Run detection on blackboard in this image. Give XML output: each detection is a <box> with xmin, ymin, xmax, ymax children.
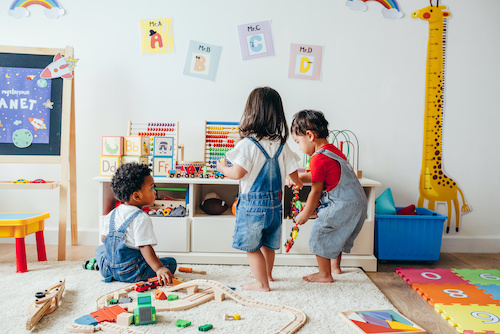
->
<box><xmin>0</xmin><ymin>52</ymin><xmax>63</xmax><ymax>155</ymax></box>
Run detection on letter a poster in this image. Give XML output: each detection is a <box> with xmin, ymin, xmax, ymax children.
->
<box><xmin>0</xmin><ymin>67</ymin><xmax>52</xmax><ymax>145</ymax></box>
<box><xmin>140</xmin><ymin>17</ymin><xmax>174</xmax><ymax>54</ymax></box>
<box><xmin>288</xmin><ymin>43</ymin><xmax>323</xmax><ymax>81</ymax></box>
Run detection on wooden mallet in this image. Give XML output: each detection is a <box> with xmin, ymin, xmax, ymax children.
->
<box><xmin>178</xmin><ymin>267</ymin><xmax>206</xmax><ymax>275</ymax></box>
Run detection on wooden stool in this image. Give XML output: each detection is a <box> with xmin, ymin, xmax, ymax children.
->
<box><xmin>0</xmin><ymin>212</ymin><xmax>49</xmax><ymax>273</ymax></box>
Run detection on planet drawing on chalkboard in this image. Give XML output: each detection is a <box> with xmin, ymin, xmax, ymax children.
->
<box><xmin>12</xmin><ymin>129</ymin><xmax>33</xmax><ymax>148</ymax></box>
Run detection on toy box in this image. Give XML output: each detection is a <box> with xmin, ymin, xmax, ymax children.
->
<box><xmin>375</xmin><ymin>207</ymin><xmax>447</xmax><ymax>261</ymax></box>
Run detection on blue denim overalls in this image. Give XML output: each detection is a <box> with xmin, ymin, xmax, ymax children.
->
<box><xmin>232</xmin><ymin>138</ymin><xmax>284</xmax><ymax>252</ymax></box>
<box><xmin>95</xmin><ymin>208</ymin><xmax>176</xmax><ymax>283</ymax></box>
<box><xmin>308</xmin><ymin>148</ymin><xmax>367</xmax><ymax>259</ymax></box>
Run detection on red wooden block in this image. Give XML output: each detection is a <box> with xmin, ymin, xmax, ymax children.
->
<box><xmin>351</xmin><ymin>320</ymin><xmax>403</xmax><ymax>333</ymax></box>
<box><xmin>90</xmin><ymin>305</ymin><xmax>128</xmax><ymax>323</ymax></box>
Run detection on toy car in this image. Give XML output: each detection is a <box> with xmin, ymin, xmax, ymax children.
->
<box><xmin>135</xmin><ymin>283</ymin><xmax>150</xmax><ymax>292</ymax></box>
<box><xmin>12</xmin><ymin>178</ymin><xmax>29</xmax><ymax>183</ymax></box>
<box><xmin>30</xmin><ymin>179</ymin><xmax>46</xmax><ymax>183</ymax></box>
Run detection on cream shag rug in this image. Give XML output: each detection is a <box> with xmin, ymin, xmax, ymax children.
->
<box><xmin>1</xmin><ymin>261</ymin><xmax>394</xmax><ymax>334</ymax></box>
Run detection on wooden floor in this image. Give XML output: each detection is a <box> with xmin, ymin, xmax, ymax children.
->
<box><xmin>1</xmin><ymin>244</ymin><xmax>499</xmax><ymax>333</ymax></box>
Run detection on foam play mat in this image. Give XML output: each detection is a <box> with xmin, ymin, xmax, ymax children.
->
<box><xmin>396</xmin><ymin>268</ymin><xmax>500</xmax><ymax>333</ymax></box>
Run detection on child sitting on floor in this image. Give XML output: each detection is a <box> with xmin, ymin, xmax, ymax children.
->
<box><xmin>95</xmin><ymin>163</ymin><xmax>177</xmax><ymax>284</ymax></box>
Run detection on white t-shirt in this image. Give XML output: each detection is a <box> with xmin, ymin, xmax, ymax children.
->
<box><xmin>101</xmin><ymin>204</ymin><xmax>157</xmax><ymax>249</ymax></box>
<box><xmin>225</xmin><ymin>137</ymin><xmax>300</xmax><ymax>194</ymax></box>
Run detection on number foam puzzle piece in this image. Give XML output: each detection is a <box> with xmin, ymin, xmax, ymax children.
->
<box><xmin>452</xmin><ymin>269</ymin><xmax>500</xmax><ymax>286</ymax></box>
<box><xmin>434</xmin><ymin>304</ymin><xmax>500</xmax><ymax>333</ymax></box>
<box><xmin>477</xmin><ymin>285</ymin><xmax>500</xmax><ymax>303</ymax></box>
<box><xmin>396</xmin><ymin>268</ymin><xmax>467</xmax><ymax>286</ymax></box>
<box><xmin>412</xmin><ymin>283</ymin><xmax>499</xmax><ymax>306</ymax></box>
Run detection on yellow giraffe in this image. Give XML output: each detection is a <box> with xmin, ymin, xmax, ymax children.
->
<box><xmin>413</xmin><ymin>2</ymin><xmax>470</xmax><ymax>233</ymax></box>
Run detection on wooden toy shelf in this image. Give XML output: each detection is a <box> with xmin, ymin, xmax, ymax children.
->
<box><xmin>94</xmin><ymin>176</ymin><xmax>381</xmax><ymax>271</ymax></box>
<box><xmin>0</xmin><ymin>181</ymin><xmax>60</xmax><ymax>190</ymax></box>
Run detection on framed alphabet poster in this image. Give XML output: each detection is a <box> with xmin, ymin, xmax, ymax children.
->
<box><xmin>237</xmin><ymin>20</ymin><xmax>275</xmax><ymax>60</ymax></box>
<box><xmin>140</xmin><ymin>17</ymin><xmax>174</xmax><ymax>54</ymax></box>
<box><xmin>183</xmin><ymin>40</ymin><xmax>221</xmax><ymax>81</ymax></box>
<box><xmin>288</xmin><ymin>43</ymin><xmax>323</xmax><ymax>81</ymax></box>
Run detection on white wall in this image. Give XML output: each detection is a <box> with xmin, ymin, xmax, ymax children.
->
<box><xmin>1</xmin><ymin>0</ymin><xmax>499</xmax><ymax>252</ymax></box>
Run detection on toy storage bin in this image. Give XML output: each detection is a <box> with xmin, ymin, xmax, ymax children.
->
<box><xmin>375</xmin><ymin>207</ymin><xmax>447</xmax><ymax>261</ymax></box>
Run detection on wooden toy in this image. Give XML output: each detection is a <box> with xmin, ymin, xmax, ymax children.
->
<box><xmin>121</xmin><ymin>156</ymin><xmax>148</xmax><ymax>166</ymax></box>
<box><xmin>133</xmin><ymin>293</ymin><xmax>156</xmax><ymax>326</ymax></box>
<box><xmin>27</xmin><ymin>278</ymin><xmax>65</xmax><ymax>330</ymax></box>
<box><xmin>178</xmin><ymin>267</ymin><xmax>207</xmax><ymax>275</ymax></box>
<box><xmin>203</xmin><ymin>121</ymin><xmax>242</xmax><ymax>177</ymax></box>
<box><xmin>100</xmin><ymin>156</ymin><xmax>121</xmax><ymax>177</ymax></box>
<box><xmin>330</xmin><ymin>130</ymin><xmax>362</xmax><ymax>178</ymax></box>
<box><xmin>67</xmin><ymin>322</ymin><xmax>145</xmax><ymax>334</ymax></box>
<box><xmin>96</xmin><ymin>279</ymin><xmax>306</xmax><ymax>334</ymax></box>
<box><xmin>0</xmin><ymin>212</ymin><xmax>48</xmax><ymax>273</ymax></box>
<box><xmin>102</xmin><ymin>136</ymin><xmax>124</xmax><ymax>156</ymax></box>
<box><xmin>223</xmin><ymin>313</ymin><xmax>241</xmax><ymax>320</ymax></box>
<box><xmin>123</xmin><ymin>136</ymin><xmax>149</xmax><ymax>156</ymax></box>
<box><xmin>91</xmin><ymin>305</ymin><xmax>128</xmax><ymax>323</ymax></box>
<box><xmin>116</xmin><ymin>312</ymin><xmax>133</xmax><ymax>327</ymax></box>
<box><xmin>198</xmin><ymin>324</ymin><xmax>213</xmax><ymax>331</ymax></box>
<box><xmin>339</xmin><ymin>310</ymin><xmax>426</xmax><ymax>333</ymax></box>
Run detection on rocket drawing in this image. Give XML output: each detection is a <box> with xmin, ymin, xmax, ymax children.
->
<box><xmin>40</xmin><ymin>53</ymin><xmax>73</xmax><ymax>79</ymax></box>
<box><xmin>29</xmin><ymin>117</ymin><xmax>47</xmax><ymax>131</ymax></box>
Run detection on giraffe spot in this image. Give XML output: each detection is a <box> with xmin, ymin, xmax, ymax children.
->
<box><xmin>435</xmin><ymin>150</ymin><xmax>440</xmax><ymax>156</ymax></box>
<box><xmin>447</xmin><ymin>181</ymin><xmax>450</xmax><ymax>184</ymax></box>
<box><xmin>453</xmin><ymin>182</ymin><xmax>456</xmax><ymax>185</ymax></box>
<box><xmin>438</xmin><ymin>182</ymin><xmax>441</xmax><ymax>185</ymax></box>
<box><xmin>433</xmin><ymin>175</ymin><xmax>437</xmax><ymax>180</ymax></box>
<box><xmin>439</xmin><ymin>170</ymin><xmax>443</xmax><ymax>174</ymax></box>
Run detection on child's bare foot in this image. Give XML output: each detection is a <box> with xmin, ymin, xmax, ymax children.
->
<box><xmin>303</xmin><ymin>272</ymin><xmax>334</xmax><ymax>283</ymax></box>
<box><xmin>242</xmin><ymin>281</ymin><xmax>270</xmax><ymax>292</ymax></box>
<box><xmin>332</xmin><ymin>267</ymin><xmax>342</xmax><ymax>275</ymax></box>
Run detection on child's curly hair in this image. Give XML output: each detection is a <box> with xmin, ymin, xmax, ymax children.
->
<box><xmin>291</xmin><ymin>110</ymin><xmax>329</xmax><ymax>139</ymax></box>
<box><xmin>111</xmin><ymin>163</ymin><xmax>152</xmax><ymax>202</ymax></box>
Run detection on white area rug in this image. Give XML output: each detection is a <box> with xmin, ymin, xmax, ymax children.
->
<box><xmin>1</xmin><ymin>261</ymin><xmax>394</xmax><ymax>333</ymax></box>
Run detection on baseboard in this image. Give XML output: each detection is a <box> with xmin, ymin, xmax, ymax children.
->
<box><xmin>441</xmin><ymin>236</ymin><xmax>500</xmax><ymax>253</ymax></box>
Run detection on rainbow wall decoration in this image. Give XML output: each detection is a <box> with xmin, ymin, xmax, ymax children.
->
<box><xmin>8</xmin><ymin>0</ymin><xmax>65</xmax><ymax>19</ymax></box>
<box><xmin>346</xmin><ymin>0</ymin><xmax>403</xmax><ymax>19</ymax></box>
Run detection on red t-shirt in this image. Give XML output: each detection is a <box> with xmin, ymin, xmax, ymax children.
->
<box><xmin>309</xmin><ymin>144</ymin><xmax>347</xmax><ymax>191</ymax></box>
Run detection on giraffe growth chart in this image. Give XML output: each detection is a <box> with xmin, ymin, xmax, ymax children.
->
<box><xmin>413</xmin><ymin>1</ymin><xmax>470</xmax><ymax>233</ymax></box>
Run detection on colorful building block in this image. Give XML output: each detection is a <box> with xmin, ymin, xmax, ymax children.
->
<box><xmin>102</xmin><ymin>136</ymin><xmax>124</xmax><ymax>156</ymax></box>
<box><xmin>124</xmin><ymin>136</ymin><xmax>150</xmax><ymax>156</ymax></box>
<box><xmin>74</xmin><ymin>315</ymin><xmax>98</xmax><ymax>326</ymax></box>
<box><xmin>350</xmin><ymin>320</ymin><xmax>402</xmax><ymax>333</ymax></box>
<box><xmin>198</xmin><ymin>324</ymin><xmax>213</xmax><ymax>332</ymax></box>
<box><xmin>90</xmin><ymin>305</ymin><xmax>128</xmax><ymax>323</ymax></box>
<box><xmin>412</xmin><ymin>283</ymin><xmax>499</xmax><ymax>306</ymax></box>
<box><xmin>434</xmin><ymin>304</ymin><xmax>500</xmax><ymax>333</ymax></box>
<box><xmin>452</xmin><ymin>269</ymin><xmax>500</xmax><ymax>287</ymax></box>
<box><xmin>152</xmin><ymin>157</ymin><xmax>174</xmax><ymax>177</ymax></box>
<box><xmin>100</xmin><ymin>156</ymin><xmax>121</xmax><ymax>177</ymax></box>
<box><xmin>396</xmin><ymin>268</ymin><xmax>467</xmax><ymax>286</ymax></box>
<box><xmin>167</xmin><ymin>294</ymin><xmax>179</xmax><ymax>301</ymax></box>
<box><xmin>152</xmin><ymin>136</ymin><xmax>175</xmax><ymax>157</ymax></box>
<box><xmin>121</xmin><ymin>156</ymin><xmax>149</xmax><ymax>165</ymax></box>
<box><xmin>116</xmin><ymin>312</ymin><xmax>133</xmax><ymax>327</ymax></box>
<box><xmin>175</xmin><ymin>319</ymin><xmax>191</xmax><ymax>327</ymax></box>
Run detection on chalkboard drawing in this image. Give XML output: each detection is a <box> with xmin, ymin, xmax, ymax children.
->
<box><xmin>413</xmin><ymin>2</ymin><xmax>471</xmax><ymax>233</ymax></box>
<box><xmin>8</xmin><ymin>0</ymin><xmax>65</xmax><ymax>19</ymax></box>
<box><xmin>346</xmin><ymin>0</ymin><xmax>403</xmax><ymax>19</ymax></box>
<box><xmin>41</xmin><ymin>53</ymin><xmax>74</xmax><ymax>79</ymax></box>
<box><xmin>12</xmin><ymin>129</ymin><xmax>33</xmax><ymax>148</ymax></box>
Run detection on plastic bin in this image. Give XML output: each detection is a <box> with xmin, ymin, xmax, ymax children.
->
<box><xmin>375</xmin><ymin>207</ymin><xmax>447</xmax><ymax>261</ymax></box>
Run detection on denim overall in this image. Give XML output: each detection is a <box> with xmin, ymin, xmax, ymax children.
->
<box><xmin>232</xmin><ymin>138</ymin><xmax>284</xmax><ymax>252</ymax></box>
<box><xmin>308</xmin><ymin>148</ymin><xmax>367</xmax><ymax>259</ymax></box>
<box><xmin>95</xmin><ymin>208</ymin><xmax>176</xmax><ymax>283</ymax></box>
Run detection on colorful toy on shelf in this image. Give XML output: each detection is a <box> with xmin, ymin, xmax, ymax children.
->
<box><xmin>330</xmin><ymin>129</ymin><xmax>362</xmax><ymax>178</ymax></box>
<box><xmin>30</xmin><ymin>179</ymin><xmax>46</xmax><ymax>183</ymax></box>
<box><xmin>12</xmin><ymin>178</ymin><xmax>29</xmax><ymax>183</ymax></box>
<box><xmin>203</xmin><ymin>121</ymin><xmax>241</xmax><ymax>179</ymax></box>
<box><xmin>285</xmin><ymin>190</ymin><xmax>302</xmax><ymax>252</ymax></box>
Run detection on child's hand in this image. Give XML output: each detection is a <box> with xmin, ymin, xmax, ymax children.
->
<box><xmin>156</xmin><ymin>267</ymin><xmax>174</xmax><ymax>286</ymax></box>
<box><xmin>294</xmin><ymin>211</ymin><xmax>308</xmax><ymax>225</ymax></box>
<box><xmin>216</xmin><ymin>158</ymin><xmax>228</xmax><ymax>173</ymax></box>
<box><xmin>293</xmin><ymin>179</ymin><xmax>304</xmax><ymax>191</ymax></box>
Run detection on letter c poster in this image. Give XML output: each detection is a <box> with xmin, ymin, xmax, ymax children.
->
<box><xmin>288</xmin><ymin>43</ymin><xmax>323</xmax><ymax>81</ymax></box>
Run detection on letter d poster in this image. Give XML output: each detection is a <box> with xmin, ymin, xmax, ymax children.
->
<box><xmin>288</xmin><ymin>43</ymin><xmax>323</xmax><ymax>81</ymax></box>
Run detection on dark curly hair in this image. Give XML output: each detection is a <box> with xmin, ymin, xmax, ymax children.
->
<box><xmin>239</xmin><ymin>87</ymin><xmax>289</xmax><ymax>144</ymax></box>
<box><xmin>111</xmin><ymin>163</ymin><xmax>152</xmax><ymax>202</ymax></box>
<box><xmin>291</xmin><ymin>110</ymin><xmax>329</xmax><ymax>139</ymax></box>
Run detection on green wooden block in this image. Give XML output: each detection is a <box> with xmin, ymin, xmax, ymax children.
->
<box><xmin>167</xmin><ymin>294</ymin><xmax>179</xmax><ymax>301</ymax></box>
<box><xmin>175</xmin><ymin>319</ymin><xmax>191</xmax><ymax>327</ymax></box>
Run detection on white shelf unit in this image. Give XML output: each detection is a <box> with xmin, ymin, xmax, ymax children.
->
<box><xmin>94</xmin><ymin>176</ymin><xmax>381</xmax><ymax>271</ymax></box>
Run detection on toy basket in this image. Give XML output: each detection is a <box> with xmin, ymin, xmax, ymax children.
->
<box><xmin>375</xmin><ymin>207</ymin><xmax>447</xmax><ymax>261</ymax></box>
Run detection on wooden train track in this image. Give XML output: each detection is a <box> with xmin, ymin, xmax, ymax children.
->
<box><xmin>95</xmin><ymin>279</ymin><xmax>307</xmax><ymax>334</ymax></box>
<box><xmin>27</xmin><ymin>278</ymin><xmax>66</xmax><ymax>330</ymax></box>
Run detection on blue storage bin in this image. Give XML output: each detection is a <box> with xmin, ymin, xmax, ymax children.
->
<box><xmin>375</xmin><ymin>207</ymin><xmax>447</xmax><ymax>261</ymax></box>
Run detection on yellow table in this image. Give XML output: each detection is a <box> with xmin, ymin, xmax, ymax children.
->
<box><xmin>0</xmin><ymin>212</ymin><xmax>49</xmax><ymax>273</ymax></box>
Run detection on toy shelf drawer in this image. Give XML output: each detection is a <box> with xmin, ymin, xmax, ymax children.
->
<box><xmin>152</xmin><ymin>217</ymin><xmax>190</xmax><ymax>252</ymax></box>
<box><xmin>375</xmin><ymin>207</ymin><xmax>447</xmax><ymax>261</ymax></box>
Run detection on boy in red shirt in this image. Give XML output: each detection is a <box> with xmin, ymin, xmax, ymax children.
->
<box><xmin>289</xmin><ymin>110</ymin><xmax>367</xmax><ymax>283</ymax></box>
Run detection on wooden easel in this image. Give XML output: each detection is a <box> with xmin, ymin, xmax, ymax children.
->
<box><xmin>0</xmin><ymin>45</ymin><xmax>77</xmax><ymax>260</ymax></box>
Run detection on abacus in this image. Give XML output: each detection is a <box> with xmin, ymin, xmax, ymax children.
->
<box><xmin>203</xmin><ymin>121</ymin><xmax>241</xmax><ymax>172</ymax></box>
<box><xmin>127</xmin><ymin>120</ymin><xmax>182</xmax><ymax>161</ymax></box>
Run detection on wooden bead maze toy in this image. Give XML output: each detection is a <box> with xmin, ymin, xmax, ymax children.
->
<box><xmin>330</xmin><ymin>129</ymin><xmax>362</xmax><ymax>178</ymax></box>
